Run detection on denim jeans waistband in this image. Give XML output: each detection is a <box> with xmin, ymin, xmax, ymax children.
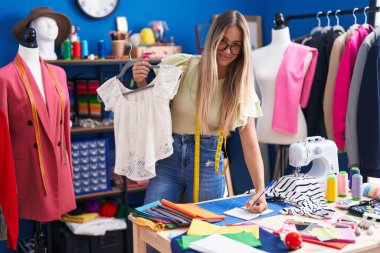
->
<box><xmin>172</xmin><ymin>133</ymin><xmax>219</xmax><ymax>143</ymax></box>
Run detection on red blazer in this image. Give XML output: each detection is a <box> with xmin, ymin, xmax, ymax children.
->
<box><xmin>0</xmin><ymin>110</ymin><xmax>18</xmax><ymax>250</ymax></box>
<box><xmin>0</xmin><ymin>55</ymin><xmax>76</xmax><ymax>221</ymax></box>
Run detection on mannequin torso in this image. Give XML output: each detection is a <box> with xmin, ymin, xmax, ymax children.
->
<box><xmin>29</xmin><ymin>17</ymin><xmax>59</xmax><ymax>60</ymax></box>
<box><xmin>252</xmin><ymin>27</ymin><xmax>312</xmax><ymax>144</ymax></box>
<box><xmin>18</xmin><ymin>44</ymin><xmax>45</xmax><ymax>102</ymax></box>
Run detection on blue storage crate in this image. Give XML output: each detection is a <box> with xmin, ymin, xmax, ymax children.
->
<box><xmin>71</xmin><ymin>138</ymin><xmax>111</xmax><ymax>195</ymax></box>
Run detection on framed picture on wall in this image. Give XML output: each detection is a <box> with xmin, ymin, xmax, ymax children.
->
<box><xmin>212</xmin><ymin>14</ymin><xmax>263</xmax><ymax>50</ymax></box>
<box><xmin>244</xmin><ymin>15</ymin><xmax>263</xmax><ymax>50</ymax></box>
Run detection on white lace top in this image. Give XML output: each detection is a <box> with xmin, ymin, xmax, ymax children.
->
<box><xmin>97</xmin><ymin>65</ymin><xmax>182</xmax><ymax>180</ymax></box>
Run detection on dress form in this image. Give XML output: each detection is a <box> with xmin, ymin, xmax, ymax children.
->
<box><xmin>18</xmin><ymin>27</ymin><xmax>47</xmax><ymax>253</ymax></box>
<box><xmin>29</xmin><ymin>16</ymin><xmax>59</xmax><ymax>60</ymax></box>
<box><xmin>252</xmin><ymin>16</ymin><xmax>312</xmax><ymax>145</ymax></box>
<box><xmin>18</xmin><ymin>28</ymin><xmax>45</xmax><ymax>103</ymax></box>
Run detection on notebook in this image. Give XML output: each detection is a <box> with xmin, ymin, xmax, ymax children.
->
<box><xmin>224</xmin><ymin>207</ymin><xmax>273</xmax><ymax>220</ymax></box>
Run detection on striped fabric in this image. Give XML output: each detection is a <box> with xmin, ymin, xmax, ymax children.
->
<box><xmin>267</xmin><ymin>175</ymin><xmax>334</xmax><ymax>219</ymax></box>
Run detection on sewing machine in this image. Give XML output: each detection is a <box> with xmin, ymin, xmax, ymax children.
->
<box><xmin>289</xmin><ymin>136</ymin><xmax>339</xmax><ymax>186</ymax></box>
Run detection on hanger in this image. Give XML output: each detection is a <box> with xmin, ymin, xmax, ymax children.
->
<box><xmin>362</xmin><ymin>6</ymin><xmax>370</xmax><ymax>30</ymax></box>
<box><xmin>322</xmin><ymin>10</ymin><xmax>332</xmax><ymax>33</ymax></box>
<box><xmin>310</xmin><ymin>11</ymin><xmax>324</xmax><ymax>35</ymax></box>
<box><xmin>333</xmin><ymin>9</ymin><xmax>345</xmax><ymax>33</ymax></box>
<box><xmin>97</xmin><ymin>43</ymin><xmax>161</xmax><ymax>102</ymax></box>
<box><xmin>351</xmin><ymin>8</ymin><xmax>359</xmax><ymax>30</ymax></box>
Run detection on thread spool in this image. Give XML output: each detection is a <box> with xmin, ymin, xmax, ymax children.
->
<box><xmin>349</xmin><ymin>167</ymin><xmax>360</xmax><ymax>189</ymax></box>
<box><xmin>62</xmin><ymin>39</ymin><xmax>71</xmax><ymax>60</ymax></box>
<box><xmin>362</xmin><ymin>183</ymin><xmax>380</xmax><ymax>198</ymax></box>
<box><xmin>351</xmin><ymin>174</ymin><xmax>363</xmax><ymax>201</ymax></box>
<box><xmin>97</xmin><ymin>40</ymin><xmax>105</xmax><ymax>59</ymax></box>
<box><xmin>72</xmin><ymin>41</ymin><xmax>81</xmax><ymax>59</ymax></box>
<box><xmin>338</xmin><ymin>171</ymin><xmax>348</xmax><ymax>197</ymax></box>
<box><xmin>81</xmin><ymin>39</ymin><xmax>89</xmax><ymax>59</ymax></box>
<box><xmin>326</xmin><ymin>173</ymin><xmax>338</xmax><ymax>203</ymax></box>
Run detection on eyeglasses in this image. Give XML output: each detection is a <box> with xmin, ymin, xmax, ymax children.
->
<box><xmin>217</xmin><ymin>39</ymin><xmax>243</xmax><ymax>55</ymax></box>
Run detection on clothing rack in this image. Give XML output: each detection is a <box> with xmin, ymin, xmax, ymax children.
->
<box><xmin>285</xmin><ymin>6</ymin><xmax>380</xmax><ymax>24</ymax></box>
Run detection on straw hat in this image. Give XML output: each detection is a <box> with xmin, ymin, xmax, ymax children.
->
<box><xmin>12</xmin><ymin>7</ymin><xmax>71</xmax><ymax>45</ymax></box>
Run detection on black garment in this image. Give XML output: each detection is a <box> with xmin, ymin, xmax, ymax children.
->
<box><xmin>357</xmin><ymin>36</ymin><xmax>380</xmax><ymax>180</ymax></box>
<box><xmin>301</xmin><ymin>30</ymin><xmax>341</xmax><ymax>137</ymax></box>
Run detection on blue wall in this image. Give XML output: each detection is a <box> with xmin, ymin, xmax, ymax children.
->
<box><xmin>0</xmin><ymin>0</ymin><xmax>258</xmax><ymax>67</ymax></box>
<box><xmin>0</xmin><ymin>0</ymin><xmax>373</xmax><ymax>252</ymax></box>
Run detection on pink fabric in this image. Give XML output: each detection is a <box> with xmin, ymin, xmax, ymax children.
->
<box><xmin>333</xmin><ymin>25</ymin><xmax>373</xmax><ymax>148</ymax></box>
<box><xmin>272</xmin><ymin>43</ymin><xmax>318</xmax><ymax>134</ymax></box>
<box><xmin>0</xmin><ymin>55</ymin><xmax>76</xmax><ymax>221</ymax></box>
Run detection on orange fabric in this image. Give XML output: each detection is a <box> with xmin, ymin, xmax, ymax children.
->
<box><xmin>161</xmin><ymin>199</ymin><xmax>225</xmax><ymax>221</ymax></box>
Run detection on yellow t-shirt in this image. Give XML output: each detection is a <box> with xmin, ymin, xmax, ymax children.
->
<box><xmin>159</xmin><ymin>53</ymin><xmax>262</xmax><ymax>136</ymax></box>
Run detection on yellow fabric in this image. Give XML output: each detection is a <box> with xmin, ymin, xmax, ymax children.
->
<box><xmin>60</xmin><ymin>213</ymin><xmax>99</xmax><ymax>224</ymax></box>
<box><xmin>187</xmin><ymin>219</ymin><xmax>259</xmax><ymax>239</ymax></box>
<box><xmin>133</xmin><ymin>217</ymin><xmax>166</xmax><ymax>232</ymax></box>
<box><xmin>158</xmin><ymin>53</ymin><xmax>262</xmax><ymax>135</ymax></box>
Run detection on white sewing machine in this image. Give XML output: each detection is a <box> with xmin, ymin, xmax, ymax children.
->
<box><xmin>289</xmin><ymin>136</ymin><xmax>339</xmax><ymax>186</ymax></box>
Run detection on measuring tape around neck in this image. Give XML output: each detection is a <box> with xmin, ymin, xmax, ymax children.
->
<box><xmin>193</xmin><ymin>115</ymin><xmax>228</xmax><ymax>202</ymax></box>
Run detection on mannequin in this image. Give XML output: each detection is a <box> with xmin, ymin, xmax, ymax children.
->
<box><xmin>18</xmin><ymin>28</ymin><xmax>45</xmax><ymax>102</ymax></box>
<box><xmin>0</xmin><ymin>23</ymin><xmax>76</xmax><ymax>251</ymax></box>
<box><xmin>29</xmin><ymin>16</ymin><xmax>59</xmax><ymax>60</ymax></box>
<box><xmin>252</xmin><ymin>13</ymin><xmax>314</xmax><ymax>145</ymax></box>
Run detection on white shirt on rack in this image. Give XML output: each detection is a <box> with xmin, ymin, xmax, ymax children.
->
<box><xmin>97</xmin><ymin>65</ymin><xmax>182</xmax><ymax>180</ymax></box>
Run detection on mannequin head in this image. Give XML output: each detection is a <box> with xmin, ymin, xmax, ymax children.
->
<box><xmin>30</xmin><ymin>17</ymin><xmax>59</xmax><ymax>42</ymax></box>
<box><xmin>12</xmin><ymin>7</ymin><xmax>72</xmax><ymax>59</ymax></box>
<box><xmin>29</xmin><ymin>17</ymin><xmax>58</xmax><ymax>60</ymax></box>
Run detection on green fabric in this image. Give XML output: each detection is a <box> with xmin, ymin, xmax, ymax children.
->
<box><xmin>178</xmin><ymin>232</ymin><xmax>261</xmax><ymax>250</ymax></box>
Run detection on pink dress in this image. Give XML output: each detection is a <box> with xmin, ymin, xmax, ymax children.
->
<box><xmin>272</xmin><ymin>43</ymin><xmax>318</xmax><ymax>135</ymax></box>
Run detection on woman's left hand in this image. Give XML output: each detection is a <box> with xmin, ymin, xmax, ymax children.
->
<box><xmin>245</xmin><ymin>192</ymin><xmax>268</xmax><ymax>213</ymax></box>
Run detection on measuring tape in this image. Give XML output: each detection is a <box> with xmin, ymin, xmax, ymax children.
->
<box><xmin>193</xmin><ymin>116</ymin><xmax>227</xmax><ymax>202</ymax></box>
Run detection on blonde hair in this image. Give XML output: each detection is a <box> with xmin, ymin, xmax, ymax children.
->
<box><xmin>197</xmin><ymin>10</ymin><xmax>253</xmax><ymax>137</ymax></box>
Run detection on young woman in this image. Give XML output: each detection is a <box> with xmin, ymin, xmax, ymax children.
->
<box><xmin>133</xmin><ymin>10</ymin><xmax>267</xmax><ymax>213</ymax></box>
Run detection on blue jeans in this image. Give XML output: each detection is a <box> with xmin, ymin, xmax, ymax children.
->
<box><xmin>144</xmin><ymin>133</ymin><xmax>225</xmax><ymax>204</ymax></box>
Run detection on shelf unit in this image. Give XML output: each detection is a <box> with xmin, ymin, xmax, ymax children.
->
<box><xmin>71</xmin><ymin>125</ymin><xmax>114</xmax><ymax>135</ymax></box>
<box><xmin>48</xmin><ymin>59</ymin><xmax>144</xmax><ymax>253</ymax></box>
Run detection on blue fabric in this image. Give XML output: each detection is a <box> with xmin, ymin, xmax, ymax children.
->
<box><xmin>170</xmin><ymin>228</ymin><xmax>289</xmax><ymax>253</ymax></box>
<box><xmin>357</xmin><ymin>36</ymin><xmax>380</xmax><ymax>180</ymax></box>
<box><xmin>144</xmin><ymin>133</ymin><xmax>225</xmax><ymax>204</ymax></box>
<box><xmin>197</xmin><ymin>195</ymin><xmax>288</xmax><ymax>226</ymax></box>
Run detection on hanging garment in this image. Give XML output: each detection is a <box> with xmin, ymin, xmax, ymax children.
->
<box><xmin>357</xmin><ymin>36</ymin><xmax>380</xmax><ymax>179</ymax></box>
<box><xmin>323</xmin><ymin>27</ymin><xmax>358</xmax><ymax>141</ymax></box>
<box><xmin>346</xmin><ymin>27</ymin><xmax>380</xmax><ymax>167</ymax></box>
<box><xmin>0</xmin><ymin>110</ymin><xmax>18</xmax><ymax>250</ymax></box>
<box><xmin>97</xmin><ymin>65</ymin><xmax>182</xmax><ymax>180</ymax></box>
<box><xmin>0</xmin><ymin>55</ymin><xmax>76</xmax><ymax>221</ymax></box>
<box><xmin>272</xmin><ymin>43</ymin><xmax>318</xmax><ymax>134</ymax></box>
<box><xmin>333</xmin><ymin>25</ymin><xmax>373</xmax><ymax>148</ymax></box>
<box><xmin>303</xmin><ymin>30</ymin><xmax>341</xmax><ymax>137</ymax></box>
<box><xmin>266</xmin><ymin>175</ymin><xmax>335</xmax><ymax>219</ymax></box>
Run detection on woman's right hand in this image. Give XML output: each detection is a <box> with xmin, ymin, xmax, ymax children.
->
<box><xmin>132</xmin><ymin>60</ymin><xmax>152</xmax><ymax>87</ymax></box>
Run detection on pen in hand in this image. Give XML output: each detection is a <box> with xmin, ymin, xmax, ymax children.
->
<box><xmin>250</xmin><ymin>180</ymin><xmax>275</xmax><ymax>209</ymax></box>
